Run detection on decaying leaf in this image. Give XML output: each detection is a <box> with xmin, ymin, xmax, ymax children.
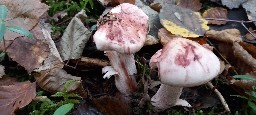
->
<box><xmin>145</xmin><ymin>35</ymin><xmax>159</xmax><ymax>46</ymax></box>
<box><xmin>242</xmin><ymin>0</ymin><xmax>256</xmax><ymax>26</ymax></box>
<box><xmin>202</xmin><ymin>7</ymin><xmax>228</xmax><ymax>25</ymax></box>
<box><xmin>218</xmin><ymin>43</ymin><xmax>255</xmax><ymax>74</ymax></box>
<box><xmin>6</xmin><ymin>37</ymin><xmax>50</xmax><ymax>73</ymax></box>
<box><xmin>149</xmin><ymin>3</ymin><xmax>161</xmax><ymax>12</ymax></box>
<box><xmin>158</xmin><ymin>28</ymin><xmax>178</xmax><ymax>45</ymax></box>
<box><xmin>239</xmin><ymin>42</ymin><xmax>256</xmax><ymax>59</ymax></box>
<box><xmin>0</xmin><ymin>65</ymin><xmax>4</xmax><ymax>78</ymax></box>
<box><xmin>233</xmin><ymin>42</ymin><xmax>256</xmax><ymax>69</ymax></box>
<box><xmin>0</xmin><ymin>77</ymin><xmax>36</xmax><ymax>115</ymax></box>
<box><xmin>33</xmin><ymin>23</ymin><xmax>64</xmax><ymax>72</ymax></box>
<box><xmin>92</xmin><ymin>96</ymin><xmax>131</xmax><ymax>115</ymax></box>
<box><xmin>159</xmin><ymin>4</ymin><xmax>209</xmax><ymax>37</ymax></box>
<box><xmin>151</xmin><ymin>0</ymin><xmax>176</xmax><ymax>8</ymax></box>
<box><xmin>57</xmin><ymin>10</ymin><xmax>92</xmax><ymax>61</ymax></box>
<box><xmin>0</xmin><ymin>0</ymin><xmax>48</xmax><ymax>41</ymax></box>
<box><xmin>205</xmin><ymin>29</ymin><xmax>242</xmax><ymax>43</ymax></box>
<box><xmin>98</xmin><ymin>0</ymin><xmax>135</xmax><ymax>6</ymax></box>
<box><xmin>176</xmin><ymin>0</ymin><xmax>202</xmax><ymax>11</ymax></box>
<box><xmin>80</xmin><ymin>57</ymin><xmax>109</xmax><ymax>67</ymax></box>
<box><xmin>34</xmin><ymin>68</ymin><xmax>87</xmax><ymax>97</ymax></box>
<box><xmin>221</xmin><ymin>0</ymin><xmax>247</xmax><ymax>9</ymax></box>
<box><xmin>245</xmin><ymin>28</ymin><xmax>256</xmax><ymax>41</ymax></box>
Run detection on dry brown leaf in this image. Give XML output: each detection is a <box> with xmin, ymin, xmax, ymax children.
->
<box><xmin>6</xmin><ymin>38</ymin><xmax>50</xmax><ymax>73</ymax></box>
<box><xmin>149</xmin><ymin>3</ymin><xmax>161</xmax><ymax>12</ymax></box>
<box><xmin>218</xmin><ymin>43</ymin><xmax>255</xmax><ymax>74</ymax></box>
<box><xmin>158</xmin><ymin>28</ymin><xmax>178</xmax><ymax>45</ymax></box>
<box><xmin>176</xmin><ymin>0</ymin><xmax>202</xmax><ymax>11</ymax></box>
<box><xmin>80</xmin><ymin>57</ymin><xmax>109</xmax><ymax>67</ymax></box>
<box><xmin>98</xmin><ymin>0</ymin><xmax>135</xmax><ymax>6</ymax></box>
<box><xmin>34</xmin><ymin>68</ymin><xmax>87</xmax><ymax>97</ymax></box>
<box><xmin>33</xmin><ymin>23</ymin><xmax>64</xmax><ymax>72</ymax></box>
<box><xmin>239</xmin><ymin>42</ymin><xmax>256</xmax><ymax>59</ymax></box>
<box><xmin>202</xmin><ymin>7</ymin><xmax>228</xmax><ymax>25</ymax></box>
<box><xmin>0</xmin><ymin>0</ymin><xmax>49</xmax><ymax>41</ymax></box>
<box><xmin>0</xmin><ymin>77</ymin><xmax>36</xmax><ymax>115</ymax></box>
<box><xmin>245</xmin><ymin>28</ymin><xmax>256</xmax><ymax>41</ymax></box>
<box><xmin>144</xmin><ymin>35</ymin><xmax>159</xmax><ymax>46</ymax></box>
<box><xmin>233</xmin><ymin>42</ymin><xmax>256</xmax><ymax>69</ymax></box>
<box><xmin>92</xmin><ymin>96</ymin><xmax>131</xmax><ymax>115</ymax></box>
<box><xmin>205</xmin><ymin>29</ymin><xmax>242</xmax><ymax>43</ymax></box>
<box><xmin>0</xmin><ymin>65</ymin><xmax>4</xmax><ymax>78</ymax></box>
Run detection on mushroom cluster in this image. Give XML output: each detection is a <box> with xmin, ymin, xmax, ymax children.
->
<box><xmin>150</xmin><ymin>37</ymin><xmax>220</xmax><ymax>110</ymax></box>
<box><xmin>93</xmin><ymin>3</ymin><xmax>149</xmax><ymax>95</ymax></box>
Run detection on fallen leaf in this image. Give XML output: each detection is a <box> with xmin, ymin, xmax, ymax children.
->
<box><xmin>33</xmin><ymin>23</ymin><xmax>64</xmax><ymax>72</ymax></box>
<box><xmin>159</xmin><ymin>4</ymin><xmax>209</xmax><ymax>37</ymax></box>
<box><xmin>218</xmin><ymin>43</ymin><xmax>255</xmax><ymax>74</ymax></box>
<box><xmin>0</xmin><ymin>0</ymin><xmax>48</xmax><ymax>41</ymax></box>
<box><xmin>233</xmin><ymin>42</ymin><xmax>256</xmax><ymax>69</ymax></box>
<box><xmin>158</xmin><ymin>28</ymin><xmax>178</xmax><ymax>45</ymax></box>
<box><xmin>34</xmin><ymin>68</ymin><xmax>87</xmax><ymax>97</ymax></box>
<box><xmin>239</xmin><ymin>42</ymin><xmax>256</xmax><ymax>59</ymax></box>
<box><xmin>0</xmin><ymin>65</ymin><xmax>4</xmax><ymax>78</ymax></box>
<box><xmin>92</xmin><ymin>96</ymin><xmax>131</xmax><ymax>115</ymax></box>
<box><xmin>0</xmin><ymin>77</ymin><xmax>36</xmax><ymax>115</ymax></box>
<box><xmin>80</xmin><ymin>57</ymin><xmax>109</xmax><ymax>67</ymax></box>
<box><xmin>6</xmin><ymin>37</ymin><xmax>50</xmax><ymax>73</ymax></box>
<box><xmin>245</xmin><ymin>28</ymin><xmax>256</xmax><ymax>41</ymax></box>
<box><xmin>205</xmin><ymin>29</ymin><xmax>242</xmax><ymax>43</ymax></box>
<box><xmin>98</xmin><ymin>0</ymin><xmax>135</xmax><ymax>6</ymax></box>
<box><xmin>176</xmin><ymin>0</ymin><xmax>202</xmax><ymax>11</ymax></box>
<box><xmin>57</xmin><ymin>10</ymin><xmax>92</xmax><ymax>61</ymax></box>
<box><xmin>145</xmin><ymin>35</ymin><xmax>159</xmax><ymax>46</ymax></box>
<box><xmin>242</xmin><ymin>0</ymin><xmax>256</xmax><ymax>26</ymax></box>
<box><xmin>152</xmin><ymin>0</ymin><xmax>176</xmax><ymax>9</ymax></box>
<box><xmin>202</xmin><ymin>7</ymin><xmax>228</xmax><ymax>25</ymax></box>
<box><xmin>149</xmin><ymin>3</ymin><xmax>161</xmax><ymax>12</ymax></box>
<box><xmin>221</xmin><ymin>0</ymin><xmax>247</xmax><ymax>9</ymax></box>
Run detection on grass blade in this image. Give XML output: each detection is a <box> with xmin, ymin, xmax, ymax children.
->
<box><xmin>53</xmin><ymin>103</ymin><xmax>74</xmax><ymax>115</ymax></box>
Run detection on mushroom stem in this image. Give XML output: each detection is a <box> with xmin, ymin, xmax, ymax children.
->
<box><xmin>151</xmin><ymin>84</ymin><xmax>191</xmax><ymax>111</ymax></box>
<box><xmin>105</xmin><ymin>51</ymin><xmax>137</xmax><ymax>95</ymax></box>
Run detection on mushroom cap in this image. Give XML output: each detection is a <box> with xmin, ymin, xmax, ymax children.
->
<box><xmin>93</xmin><ymin>3</ymin><xmax>149</xmax><ymax>54</ymax></box>
<box><xmin>150</xmin><ymin>38</ymin><xmax>220</xmax><ymax>87</ymax></box>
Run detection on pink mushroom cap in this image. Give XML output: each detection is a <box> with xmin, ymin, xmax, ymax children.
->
<box><xmin>93</xmin><ymin>3</ymin><xmax>149</xmax><ymax>54</ymax></box>
<box><xmin>150</xmin><ymin>38</ymin><xmax>220</xmax><ymax>87</ymax></box>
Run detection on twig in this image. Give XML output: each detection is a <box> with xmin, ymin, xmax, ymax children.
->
<box><xmin>206</xmin><ymin>82</ymin><xmax>230</xmax><ymax>112</ymax></box>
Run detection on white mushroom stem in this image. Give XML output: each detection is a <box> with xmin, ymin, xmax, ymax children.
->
<box><xmin>151</xmin><ymin>84</ymin><xmax>191</xmax><ymax>111</ymax></box>
<box><xmin>103</xmin><ymin>51</ymin><xmax>137</xmax><ymax>95</ymax></box>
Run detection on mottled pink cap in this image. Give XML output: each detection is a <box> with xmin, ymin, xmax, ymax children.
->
<box><xmin>150</xmin><ymin>38</ymin><xmax>220</xmax><ymax>87</ymax></box>
<box><xmin>93</xmin><ymin>3</ymin><xmax>149</xmax><ymax>54</ymax></box>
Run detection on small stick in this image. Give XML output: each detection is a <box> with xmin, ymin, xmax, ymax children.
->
<box><xmin>206</xmin><ymin>82</ymin><xmax>230</xmax><ymax>112</ymax></box>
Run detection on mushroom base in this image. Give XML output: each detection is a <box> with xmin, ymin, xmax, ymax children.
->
<box><xmin>151</xmin><ymin>84</ymin><xmax>191</xmax><ymax>111</ymax></box>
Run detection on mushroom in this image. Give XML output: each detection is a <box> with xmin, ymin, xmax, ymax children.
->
<box><xmin>93</xmin><ymin>3</ymin><xmax>149</xmax><ymax>95</ymax></box>
<box><xmin>150</xmin><ymin>37</ymin><xmax>220</xmax><ymax>110</ymax></box>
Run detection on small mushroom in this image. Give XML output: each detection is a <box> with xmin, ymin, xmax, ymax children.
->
<box><xmin>150</xmin><ymin>37</ymin><xmax>220</xmax><ymax>111</ymax></box>
<box><xmin>93</xmin><ymin>3</ymin><xmax>149</xmax><ymax>95</ymax></box>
